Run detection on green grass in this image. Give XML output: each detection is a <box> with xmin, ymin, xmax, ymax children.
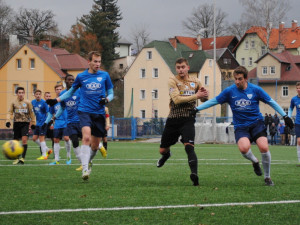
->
<box><xmin>0</xmin><ymin>141</ymin><xmax>300</xmax><ymax>224</ymax></box>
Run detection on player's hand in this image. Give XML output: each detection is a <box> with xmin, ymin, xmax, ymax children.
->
<box><xmin>99</xmin><ymin>98</ymin><xmax>108</xmax><ymax>105</ymax></box>
<box><xmin>5</xmin><ymin>122</ymin><xmax>11</xmax><ymax>128</ymax></box>
<box><xmin>283</xmin><ymin>115</ymin><xmax>294</xmax><ymax>129</ymax></box>
<box><xmin>190</xmin><ymin>108</ymin><xmax>199</xmax><ymax>117</ymax></box>
<box><xmin>48</xmin><ymin>120</ymin><xmax>54</xmax><ymax>126</ymax></box>
<box><xmin>46</xmin><ymin>99</ymin><xmax>58</xmax><ymax>106</ymax></box>
<box><xmin>41</xmin><ymin>123</ymin><xmax>48</xmax><ymax>130</ymax></box>
<box><xmin>31</xmin><ymin>124</ymin><xmax>36</xmax><ymax>130</ymax></box>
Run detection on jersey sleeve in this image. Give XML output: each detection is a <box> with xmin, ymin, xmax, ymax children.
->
<box><xmin>7</xmin><ymin>102</ymin><xmax>14</xmax><ymax>121</ymax></box>
<box><xmin>215</xmin><ymin>88</ymin><xmax>230</xmax><ymax>104</ymax></box>
<box><xmin>168</xmin><ymin>77</ymin><xmax>197</xmax><ymax>104</ymax></box>
<box><xmin>105</xmin><ymin>73</ymin><xmax>114</xmax><ymax>90</ymax></box>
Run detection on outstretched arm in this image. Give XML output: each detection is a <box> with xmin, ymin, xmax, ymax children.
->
<box><xmin>267</xmin><ymin>99</ymin><xmax>286</xmax><ymax>117</ymax></box>
<box><xmin>196</xmin><ymin>97</ymin><xmax>219</xmax><ymax>111</ymax></box>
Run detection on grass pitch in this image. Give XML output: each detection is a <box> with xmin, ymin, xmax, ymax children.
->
<box><xmin>0</xmin><ymin>141</ymin><xmax>299</xmax><ymax>224</ymax></box>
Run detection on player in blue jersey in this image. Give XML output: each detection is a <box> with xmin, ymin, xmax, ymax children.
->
<box><xmin>55</xmin><ymin>74</ymin><xmax>83</xmax><ymax>170</ymax></box>
<box><xmin>288</xmin><ymin>82</ymin><xmax>300</xmax><ymax>167</ymax></box>
<box><xmin>31</xmin><ymin>90</ymin><xmax>52</xmax><ymax>160</ymax></box>
<box><xmin>44</xmin><ymin>91</ymin><xmax>54</xmax><ymax>151</ymax></box>
<box><xmin>46</xmin><ymin>51</ymin><xmax>114</xmax><ymax>180</ymax></box>
<box><xmin>45</xmin><ymin>84</ymin><xmax>71</xmax><ymax>165</ymax></box>
<box><xmin>193</xmin><ymin>66</ymin><xmax>294</xmax><ymax>186</ymax></box>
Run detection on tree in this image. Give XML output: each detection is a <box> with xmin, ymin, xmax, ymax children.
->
<box><xmin>13</xmin><ymin>8</ymin><xmax>58</xmax><ymax>40</ymax></box>
<box><xmin>80</xmin><ymin>0</ymin><xmax>122</xmax><ymax>71</ymax></box>
<box><xmin>61</xmin><ymin>22</ymin><xmax>102</xmax><ymax>58</ymax></box>
<box><xmin>239</xmin><ymin>0</ymin><xmax>291</xmax><ymax>51</ymax></box>
<box><xmin>227</xmin><ymin>21</ymin><xmax>252</xmax><ymax>39</ymax></box>
<box><xmin>182</xmin><ymin>3</ymin><xmax>228</xmax><ymax>38</ymax></box>
<box><xmin>130</xmin><ymin>24</ymin><xmax>150</xmax><ymax>54</ymax></box>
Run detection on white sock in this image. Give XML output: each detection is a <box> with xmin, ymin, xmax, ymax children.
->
<box><xmin>35</xmin><ymin>139</ymin><xmax>41</xmax><ymax>146</ymax></box>
<box><xmin>81</xmin><ymin>145</ymin><xmax>91</xmax><ymax>171</ymax></box>
<box><xmin>99</xmin><ymin>141</ymin><xmax>103</xmax><ymax>149</ymax></box>
<box><xmin>297</xmin><ymin>145</ymin><xmax>300</xmax><ymax>162</ymax></box>
<box><xmin>40</xmin><ymin>141</ymin><xmax>47</xmax><ymax>157</ymax></box>
<box><xmin>65</xmin><ymin>140</ymin><xmax>72</xmax><ymax>159</ymax></box>
<box><xmin>54</xmin><ymin>143</ymin><xmax>60</xmax><ymax>161</ymax></box>
<box><xmin>90</xmin><ymin>149</ymin><xmax>97</xmax><ymax>162</ymax></box>
<box><xmin>261</xmin><ymin>151</ymin><xmax>271</xmax><ymax>178</ymax></box>
<box><xmin>74</xmin><ymin>146</ymin><xmax>81</xmax><ymax>163</ymax></box>
<box><xmin>241</xmin><ymin>149</ymin><xmax>258</xmax><ymax>163</ymax></box>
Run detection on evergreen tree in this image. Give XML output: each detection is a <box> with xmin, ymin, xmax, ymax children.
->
<box><xmin>80</xmin><ymin>0</ymin><xmax>122</xmax><ymax>70</ymax></box>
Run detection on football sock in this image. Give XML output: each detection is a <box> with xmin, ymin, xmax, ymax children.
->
<box><xmin>74</xmin><ymin>146</ymin><xmax>81</xmax><ymax>163</ymax></box>
<box><xmin>40</xmin><ymin>141</ymin><xmax>47</xmax><ymax>157</ymax></box>
<box><xmin>34</xmin><ymin>140</ymin><xmax>42</xmax><ymax>155</ymax></box>
<box><xmin>81</xmin><ymin>145</ymin><xmax>91</xmax><ymax>171</ymax></box>
<box><xmin>103</xmin><ymin>142</ymin><xmax>108</xmax><ymax>150</ymax></box>
<box><xmin>54</xmin><ymin>143</ymin><xmax>60</xmax><ymax>161</ymax></box>
<box><xmin>65</xmin><ymin>140</ymin><xmax>72</xmax><ymax>159</ymax></box>
<box><xmin>90</xmin><ymin>149</ymin><xmax>97</xmax><ymax>162</ymax></box>
<box><xmin>22</xmin><ymin>144</ymin><xmax>27</xmax><ymax>159</ymax></box>
<box><xmin>185</xmin><ymin>145</ymin><xmax>198</xmax><ymax>175</ymax></box>
<box><xmin>241</xmin><ymin>149</ymin><xmax>258</xmax><ymax>163</ymax></box>
<box><xmin>297</xmin><ymin>145</ymin><xmax>300</xmax><ymax>162</ymax></box>
<box><xmin>261</xmin><ymin>151</ymin><xmax>271</xmax><ymax>178</ymax></box>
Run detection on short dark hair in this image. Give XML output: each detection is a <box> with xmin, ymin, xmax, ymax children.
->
<box><xmin>65</xmin><ymin>73</ymin><xmax>74</xmax><ymax>81</ymax></box>
<box><xmin>54</xmin><ymin>84</ymin><xmax>63</xmax><ymax>90</ymax></box>
<box><xmin>88</xmin><ymin>51</ymin><xmax>101</xmax><ymax>61</ymax></box>
<box><xmin>233</xmin><ymin>66</ymin><xmax>248</xmax><ymax>79</ymax></box>
<box><xmin>34</xmin><ymin>89</ymin><xmax>42</xmax><ymax>94</ymax></box>
<box><xmin>175</xmin><ymin>57</ymin><xmax>189</xmax><ymax>65</ymax></box>
<box><xmin>15</xmin><ymin>87</ymin><xmax>24</xmax><ymax>94</ymax></box>
<box><xmin>296</xmin><ymin>82</ymin><xmax>300</xmax><ymax>87</ymax></box>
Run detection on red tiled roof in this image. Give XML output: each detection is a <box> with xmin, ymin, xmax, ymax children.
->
<box><xmin>175</xmin><ymin>35</ymin><xmax>237</xmax><ymax>50</ymax></box>
<box><xmin>27</xmin><ymin>44</ymin><xmax>88</xmax><ymax>78</ymax></box>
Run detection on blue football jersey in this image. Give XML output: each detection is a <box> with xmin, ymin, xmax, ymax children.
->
<box><xmin>216</xmin><ymin>83</ymin><xmax>271</xmax><ymax>128</ymax></box>
<box><xmin>72</xmin><ymin>69</ymin><xmax>113</xmax><ymax>114</ymax></box>
<box><xmin>289</xmin><ymin>95</ymin><xmax>300</xmax><ymax>124</ymax></box>
<box><xmin>60</xmin><ymin>89</ymin><xmax>80</xmax><ymax>124</ymax></box>
<box><xmin>31</xmin><ymin>99</ymin><xmax>49</xmax><ymax>126</ymax></box>
<box><xmin>49</xmin><ymin>102</ymin><xmax>67</xmax><ymax>129</ymax></box>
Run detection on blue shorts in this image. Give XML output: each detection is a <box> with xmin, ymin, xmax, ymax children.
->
<box><xmin>53</xmin><ymin>127</ymin><xmax>68</xmax><ymax>139</ymax></box>
<box><xmin>234</xmin><ymin>120</ymin><xmax>267</xmax><ymax>143</ymax></box>
<box><xmin>295</xmin><ymin>124</ymin><xmax>300</xmax><ymax>138</ymax></box>
<box><xmin>67</xmin><ymin>122</ymin><xmax>82</xmax><ymax>138</ymax></box>
<box><xmin>33</xmin><ymin>125</ymin><xmax>47</xmax><ymax>136</ymax></box>
<box><xmin>78</xmin><ymin>111</ymin><xmax>106</xmax><ymax>138</ymax></box>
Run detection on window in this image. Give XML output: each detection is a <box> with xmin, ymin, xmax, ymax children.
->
<box><xmin>24</xmin><ymin>50</ymin><xmax>27</xmax><ymax>55</ymax></box>
<box><xmin>119</xmin><ymin>64</ymin><xmax>123</xmax><ymax>69</ymax></box>
<box><xmin>282</xmin><ymin>86</ymin><xmax>288</xmax><ymax>97</ymax></box>
<box><xmin>13</xmin><ymin>84</ymin><xmax>19</xmax><ymax>94</ymax></box>
<box><xmin>223</xmin><ymin>58</ymin><xmax>231</xmax><ymax>65</ymax></box>
<box><xmin>241</xmin><ymin>58</ymin><xmax>245</xmax><ymax>66</ymax></box>
<box><xmin>262</xmin><ymin>66</ymin><xmax>268</xmax><ymax>75</ymax></box>
<box><xmin>204</xmin><ymin>75</ymin><xmax>209</xmax><ymax>85</ymax></box>
<box><xmin>147</xmin><ymin>51</ymin><xmax>152</xmax><ymax>60</ymax></box>
<box><xmin>154</xmin><ymin>110</ymin><xmax>158</xmax><ymax>118</ymax></box>
<box><xmin>152</xmin><ymin>89</ymin><xmax>158</xmax><ymax>99</ymax></box>
<box><xmin>249</xmin><ymin>57</ymin><xmax>253</xmax><ymax>66</ymax></box>
<box><xmin>270</xmin><ymin>66</ymin><xmax>275</xmax><ymax>74</ymax></box>
<box><xmin>140</xmin><ymin>110</ymin><xmax>145</xmax><ymax>118</ymax></box>
<box><xmin>209</xmin><ymin>59</ymin><xmax>213</xmax><ymax>67</ymax></box>
<box><xmin>245</xmin><ymin>40</ymin><xmax>249</xmax><ymax>49</ymax></box>
<box><xmin>32</xmin><ymin>84</ymin><xmax>37</xmax><ymax>94</ymax></box>
<box><xmin>30</xmin><ymin>59</ymin><xmax>35</xmax><ymax>69</ymax></box>
<box><xmin>283</xmin><ymin>108</ymin><xmax>288</xmax><ymax>114</ymax></box>
<box><xmin>140</xmin><ymin>69</ymin><xmax>146</xmax><ymax>78</ymax></box>
<box><xmin>140</xmin><ymin>90</ymin><xmax>146</xmax><ymax>99</ymax></box>
<box><xmin>251</xmin><ymin>40</ymin><xmax>255</xmax><ymax>48</ymax></box>
<box><xmin>261</xmin><ymin>46</ymin><xmax>267</xmax><ymax>55</ymax></box>
<box><xmin>17</xmin><ymin>59</ymin><xmax>21</xmax><ymax>69</ymax></box>
<box><xmin>152</xmin><ymin>68</ymin><xmax>159</xmax><ymax>78</ymax></box>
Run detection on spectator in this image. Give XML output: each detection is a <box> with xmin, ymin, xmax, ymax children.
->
<box><xmin>284</xmin><ymin>124</ymin><xmax>290</xmax><ymax>146</ymax></box>
<box><xmin>273</xmin><ymin>114</ymin><xmax>280</xmax><ymax>128</ymax></box>
<box><xmin>269</xmin><ymin>123</ymin><xmax>277</xmax><ymax>145</ymax></box>
<box><xmin>279</xmin><ymin>123</ymin><xmax>285</xmax><ymax>145</ymax></box>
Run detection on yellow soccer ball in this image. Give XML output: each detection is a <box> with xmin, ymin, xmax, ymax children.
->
<box><xmin>2</xmin><ymin>140</ymin><xmax>24</xmax><ymax>159</ymax></box>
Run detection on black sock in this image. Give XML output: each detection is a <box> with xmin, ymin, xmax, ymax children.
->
<box><xmin>39</xmin><ymin>147</ymin><xmax>42</xmax><ymax>155</ymax></box>
<box><xmin>185</xmin><ymin>145</ymin><xmax>198</xmax><ymax>175</ymax></box>
<box><xmin>22</xmin><ymin>144</ymin><xmax>28</xmax><ymax>159</ymax></box>
<box><xmin>103</xmin><ymin>142</ymin><xmax>108</xmax><ymax>150</ymax></box>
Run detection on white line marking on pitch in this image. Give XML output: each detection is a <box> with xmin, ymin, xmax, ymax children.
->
<box><xmin>0</xmin><ymin>200</ymin><xmax>300</xmax><ymax>215</ymax></box>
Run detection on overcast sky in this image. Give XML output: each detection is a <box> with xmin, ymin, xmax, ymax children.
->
<box><xmin>6</xmin><ymin>0</ymin><xmax>300</xmax><ymax>43</ymax></box>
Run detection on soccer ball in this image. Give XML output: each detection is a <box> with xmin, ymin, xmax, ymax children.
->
<box><xmin>2</xmin><ymin>140</ymin><xmax>24</xmax><ymax>159</ymax></box>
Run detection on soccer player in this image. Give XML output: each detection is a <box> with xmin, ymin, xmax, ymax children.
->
<box><xmin>288</xmin><ymin>82</ymin><xmax>300</xmax><ymax>167</ymax></box>
<box><xmin>31</xmin><ymin>89</ymin><xmax>52</xmax><ymax>160</ymax></box>
<box><xmin>44</xmin><ymin>91</ymin><xmax>54</xmax><ymax>151</ymax></box>
<box><xmin>193</xmin><ymin>66</ymin><xmax>294</xmax><ymax>186</ymax></box>
<box><xmin>156</xmin><ymin>57</ymin><xmax>208</xmax><ymax>186</ymax></box>
<box><xmin>55</xmin><ymin>74</ymin><xmax>82</xmax><ymax>170</ymax></box>
<box><xmin>6</xmin><ymin>87</ymin><xmax>36</xmax><ymax>164</ymax></box>
<box><xmin>46</xmin><ymin>51</ymin><xmax>114</xmax><ymax>180</ymax></box>
<box><xmin>45</xmin><ymin>84</ymin><xmax>71</xmax><ymax>165</ymax></box>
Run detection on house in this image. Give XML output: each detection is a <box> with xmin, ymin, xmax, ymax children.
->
<box><xmin>124</xmin><ymin>40</ymin><xmax>222</xmax><ymax>119</ymax></box>
<box><xmin>0</xmin><ymin>40</ymin><xmax>88</xmax><ymax>120</ymax></box>
<box><xmin>234</xmin><ymin>20</ymin><xmax>300</xmax><ymax>72</ymax></box>
<box><xmin>248</xmin><ymin>50</ymin><xmax>300</xmax><ymax>115</ymax></box>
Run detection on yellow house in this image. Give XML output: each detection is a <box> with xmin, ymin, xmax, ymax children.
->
<box><xmin>0</xmin><ymin>40</ymin><xmax>88</xmax><ymax>121</ymax></box>
<box><xmin>124</xmin><ymin>40</ymin><xmax>222</xmax><ymax>119</ymax></box>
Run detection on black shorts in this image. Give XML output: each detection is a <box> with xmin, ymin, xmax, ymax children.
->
<box><xmin>13</xmin><ymin>122</ymin><xmax>29</xmax><ymax>140</ymax></box>
<box><xmin>46</xmin><ymin>128</ymin><xmax>53</xmax><ymax>139</ymax></box>
<box><xmin>78</xmin><ymin>111</ymin><xmax>106</xmax><ymax>138</ymax></box>
<box><xmin>160</xmin><ymin>117</ymin><xmax>195</xmax><ymax>148</ymax></box>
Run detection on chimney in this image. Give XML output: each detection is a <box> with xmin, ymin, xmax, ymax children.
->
<box><xmin>169</xmin><ymin>38</ymin><xmax>177</xmax><ymax>50</ymax></box>
<box><xmin>197</xmin><ymin>34</ymin><xmax>202</xmax><ymax>50</ymax></box>
<box><xmin>279</xmin><ymin>22</ymin><xmax>285</xmax><ymax>31</ymax></box>
<box><xmin>292</xmin><ymin>20</ymin><xmax>298</xmax><ymax>30</ymax></box>
<box><xmin>39</xmin><ymin>40</ymin><xmax>52</xmax><ymax>50</ymax></box>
